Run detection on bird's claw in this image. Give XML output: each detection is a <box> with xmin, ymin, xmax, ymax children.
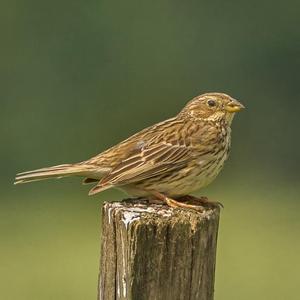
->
<box><xmin>176</xmin><ymin>195</ymin><xmax>224</xmax><ymax>209</ymax></box>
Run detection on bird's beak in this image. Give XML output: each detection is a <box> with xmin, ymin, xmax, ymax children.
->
<box><xmin>225</xmin><ymin>99</ymin><xmax>245</xmax><ymax>113</ymax></box>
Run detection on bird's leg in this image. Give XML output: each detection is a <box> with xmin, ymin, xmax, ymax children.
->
<box><xmin>177</xmin><ymin>195</ymin><xmax>224</xmax><ymax>209</ymax></box>
<box><xmin>150</xmin><ymin>191</ymin><xmax>204</xmax><ymax>211</ymax></box>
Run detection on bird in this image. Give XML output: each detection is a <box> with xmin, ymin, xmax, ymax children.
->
<box><xmin>14</xmin><ymin>92</ymin><xmax>244</xmax><ymax>210</ymax></box>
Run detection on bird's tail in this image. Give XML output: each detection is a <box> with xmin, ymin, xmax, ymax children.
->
<box><xmin>14</xmin><ymin>163</ymin><xmax>96</xmax><ymax>185</ymax></box>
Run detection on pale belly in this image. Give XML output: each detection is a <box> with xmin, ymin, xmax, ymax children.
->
<box><xmin>119</xmin><ymin>150</ymin><xmax>229</xmax><ymax>197</ymax></box>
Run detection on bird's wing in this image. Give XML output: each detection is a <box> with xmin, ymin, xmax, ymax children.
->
<box><xmin>88</xmin><ymin>141</ymin><xmax>194</xmax><ymax>195</ymax></box>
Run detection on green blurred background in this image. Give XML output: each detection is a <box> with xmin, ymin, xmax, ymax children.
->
<box><xmin>2</xmin><ymin>0</ymin><xmax>300</xmax><ymax>299</ymax></box>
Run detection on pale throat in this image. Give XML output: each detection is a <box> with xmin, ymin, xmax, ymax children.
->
<box><xmin>207</xmin><ymin>111</ymin><xmax>235</xmax><ymax>126</ymax></box>
<box><xmin>224</xmin><ymin>112</ymin><xmax>235</xmax><ymax>125</ymax></box>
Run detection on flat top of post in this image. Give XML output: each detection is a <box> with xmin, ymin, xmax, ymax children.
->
<box><xmin>103</xmin><ymin>198</ymin><xmax>220</xmax><ymax>230</ymax></box>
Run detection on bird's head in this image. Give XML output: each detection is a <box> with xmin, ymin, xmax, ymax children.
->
<box><xmin>179</xmin><ymin>92</ymin><xmax>245</xmax><ymax>125</ymax></box>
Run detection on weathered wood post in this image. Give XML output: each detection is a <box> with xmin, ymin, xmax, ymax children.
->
<box><xmin>98</xmin><ymin>198</ymin><xmax>220</xmax><ymax>300</ymax></box>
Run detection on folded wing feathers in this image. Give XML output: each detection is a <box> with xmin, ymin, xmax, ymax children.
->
<box><xmin>99</xmin><ymin>142</ymin><xmax>191</xmax><ymax>186</ymax></box>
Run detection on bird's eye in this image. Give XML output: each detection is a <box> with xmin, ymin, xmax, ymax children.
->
<box><xmin>207</xmin><ymin>99</ymin><xmax>216</xmax><ymax>107</ymax></box>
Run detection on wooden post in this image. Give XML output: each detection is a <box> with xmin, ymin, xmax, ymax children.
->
<box><xmin>98</xmin><ymin>199</ymin><xmax>220</xmax><ymax>300</ymax></box>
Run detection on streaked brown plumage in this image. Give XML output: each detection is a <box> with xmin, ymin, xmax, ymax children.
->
<box><xmin>15</xmin><ymin>92</ymin><xmax>244</xmax><ymax>209</ymax></box>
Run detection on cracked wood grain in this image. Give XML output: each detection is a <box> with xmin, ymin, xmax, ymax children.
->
<box><xmin>98</xmin><ymin>199</ymin><xmax>220</xmax><ymax>300</ymax></box>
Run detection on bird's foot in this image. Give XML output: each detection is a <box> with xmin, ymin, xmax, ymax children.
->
<box><xmin>177</xmin><ymin>195</ymin><xmax>224</xmax><ymax>209</ymax></box>
<box><xmin>150</xmin><ymin>191</ymin><xmax>205</xmax><ymax>212</ymax></box>
<box><xmin>121</xmin><ymin>193</ymin><xmax>221</xmax><ymax>212</ymax></box>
